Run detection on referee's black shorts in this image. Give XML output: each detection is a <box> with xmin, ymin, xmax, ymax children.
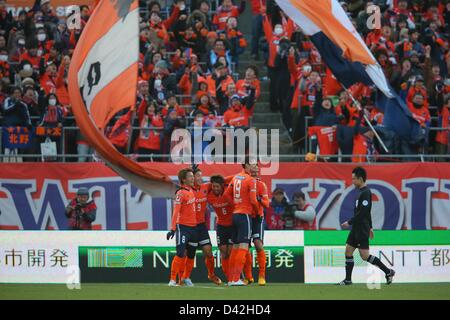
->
<box><xmin>346</xmin><ymin>228</ymin><xmax>370</xmax><ymax>250</ymax></box>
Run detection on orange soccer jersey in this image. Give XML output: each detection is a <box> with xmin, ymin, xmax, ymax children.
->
<box><xmin>253</xmin><ymin>179</ymin><xmax>270</xmax><ymax>218</ymax></box>
<box><xmin>171</xmin><ymin>185</ymin><xmax>197</xmax><ymax>231</ymax></box>
<box><xmin>225</xmin><ymin>171</ymin><xmax>259</xmax><ymax>215</ymax></box>
<box><xmin>207</xmin><ymin>192</ymin><xmax>234</xmax><ymax>227</ymax></box>
<box><xmin>193</xmin><ymin>183</ymin><xmax>210</xmax><ymax>224</ymax></box>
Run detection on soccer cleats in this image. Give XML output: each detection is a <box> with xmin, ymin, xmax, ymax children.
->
<box><xmin>337</xmin><ymin>279</ymin><xmax>353</xmax><ymax>285</ymax></box>
<box><xmin>386</xmin><ymin>269</ymin><xmax>395</xmax><ymax>285</ymax></box>
<box><xmin>168</xmin><ymin>280</ymin><xmax>177</xmax><ymax>287</ymax></box>
<box><xmin>182</xmin><ymin>278</ymin><xmax>194</xmax><ymax>287</ymax></box>
<box><xmin>208</xmin><ymin>274</ymin><xmax>223</xmax><ymax>285</ymax></box>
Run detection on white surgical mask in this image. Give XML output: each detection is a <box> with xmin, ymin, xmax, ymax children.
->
<box><xmin>49</xmin><ymin>99</ymin><xmax>57</xmax><ymax>106</ymax></box>
<box><xmin>0</xmin><ymin>55</ymin><xmax>8</xmax><ymax>62</ymax></box>
<box><xmin>23</xmin><ymin>64</ymin><xmax>32</xmax><ymax>71</ymax></box>
<box><xmin>274</xmin><ymin>27</ymin><xmax>283</xmax><ymax>36</ymax></box>
<box><xmin>37</xmin><ymin>34</ymin><xmax>46</xmax><ymax>42</ymax></box>
<box><xmin>35</xmin><ymin>23</ymin><xmax>44</xmax><ymax>29</ymax></box>
<box><xmin>179</xmin><ymin>3</ymin><xmax>186</xmax><ymax>10</ymax></box>
<box><xmin>154</xmin><ymin>79</ymin><xmax>162</xmax><ymax>89</ymax></box>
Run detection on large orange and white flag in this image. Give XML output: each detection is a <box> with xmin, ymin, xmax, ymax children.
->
<box><xmin>68</xmin><ymin>0</ymin><xmax>176</xmax><ymax>197</ymax></box>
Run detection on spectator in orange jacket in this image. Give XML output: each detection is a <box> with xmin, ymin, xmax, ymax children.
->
<box><xmin>236</xmin><ymin>65</ymin><xmax>260</xmax><ymax>114</ymax></box>
<box><xmin>223</xmin><ymin>90</ymin><xmax>255</xmax><ymax>128</ymax></box>
<box><xmin>407</xmin><ymin>75</ymin><xmax>429</xmax><ymax>110</ymax></box>
<box><xmin>135</xmin><ymin>102</ymin><xmax>164</xmax><ymax>162</ymax></box>
<box><xmin>222</xmin><ymin>16</ymin><xmax>247</xmax><ymax>67</ymax></box>
<box><xmin>212</xmin><ymin>0</ymin><xmax>245</xmax><ymax>31</ymax></box>
<box><xmin>408</xmin><ymin>93</ymin><xmax>431</xmax><ymax>128</ymax></box>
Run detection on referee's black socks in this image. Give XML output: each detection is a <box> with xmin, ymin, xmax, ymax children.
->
<box><xmin>345</xmin><ymin>256</ymin><xmax>354</xmax><ymax>281</ymax></box>
<box><xmin>367</xmin><ymin>255</ymin><xmax>390</xmax><ymax>274</ymax></box>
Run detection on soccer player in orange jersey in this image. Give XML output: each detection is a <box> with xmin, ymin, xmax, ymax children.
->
<box><xmin>191</xmin><ymin>166</ymin><xmax>223</xmax><ymax>285</ymax></box>
<box><xmin>224</xmin><ymin>162</ymin><xmax>259</xmax><ymax>286</ymax></box>
<box><xmin>167</xmin><ymin>168</ymin><xmax>198</xmax><ymax>287</ymax></box>
<box><xmin>207</xmin><ymin>175</ymin><xmax>234</xmax><ymax>283</ymax></box>
<box><xmin>243</xmin><ymin>163</ymin><xmax>270</xmax><ymax>286</ymax></box>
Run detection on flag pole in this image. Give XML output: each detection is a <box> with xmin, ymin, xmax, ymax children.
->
<box><xmin>341</xmin><ymin>85</ymin><xmax>389</xmax><ymax>153</ymax></box>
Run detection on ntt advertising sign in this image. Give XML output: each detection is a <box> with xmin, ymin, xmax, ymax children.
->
<box><xmin>303</xmin><ymin>231</ymin><xmax>450</xmax><ymax>284</ymax></box>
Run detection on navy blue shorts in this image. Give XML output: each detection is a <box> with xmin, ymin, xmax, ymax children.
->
<box><xmin>196</xmin><ymin>223</ymin><xmax>212</xmax><ymax>247</ymax></box>
<box><xmin>251</xmin><ymin>216</ymin><xmax>264</xmax><ymax>242</ymax></box>
<box><xmin>175</xmin><ymin>224</ymin><xmax>198</xmax><ymax>257</ymax></box>
<box><xmin>232</xmin><ymin>214</ymin><xmax>252</xmax><ymax>244</ymax></box>
<box><xmin>217</xmin><ymin>224</ymin><xmax>234</xmax><ymax>246</ymax></box>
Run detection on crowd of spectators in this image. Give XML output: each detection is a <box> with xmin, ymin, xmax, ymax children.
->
<box><xmin>259</xmin><ymin>0</ymin><xmax>449</xmax><ymax>161</ymax></box>
<box><xmin>0</xmin><ymin>0</ymin><xmax>449</xmax><ymax>163</ymax></box>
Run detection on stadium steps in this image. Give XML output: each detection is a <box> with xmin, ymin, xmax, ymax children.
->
<box><xmin>236</xmin><ymin>5</ymin><xmax>296</xmax><ymax>160</ymax></box>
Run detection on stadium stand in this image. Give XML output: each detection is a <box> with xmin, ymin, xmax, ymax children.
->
<box><xmin>0</xmin><ymin>0</ymin><xmax>448</xmax><ymax>163</ymax></box>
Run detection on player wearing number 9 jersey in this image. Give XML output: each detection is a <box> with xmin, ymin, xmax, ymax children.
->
<box><xmin>207</xmin><ymin>175</ymin><xmax>234</xmax><ymax>282</ymax></box>
<box><xmin>167</xmin><ymin>168</ymin><xmax>198</xmax><ymax>287</ymax></box>
<box><xmin>224</xmin><ymin>162</ymin><xmax>259</xmax><ymax>286</ymax></box>
<box><xmin>192</xmin><ymin>167</ymin><xmax>223</xmax><ymax>285</ymax></box>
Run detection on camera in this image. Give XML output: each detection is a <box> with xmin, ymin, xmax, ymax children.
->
<box><xmin>435</xmin><ymin>81</ymin><xmax>444</xmax><ymax>93</ymax></box>
<box><xmin>278</xmin><ymin>40</ymin><xmax>291</xmax><ymax>59</ymax></box>
<box><xmin>282</xmin><ymin>203</ymin><xmax>299</xmax><ymax>219</ymax></box>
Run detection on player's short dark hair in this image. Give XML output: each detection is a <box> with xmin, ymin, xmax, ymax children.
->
<box><xmin>178</xmin><ymin>168</ymin><xmax>193</xmax><ymax>184</ymax></box>
<box><xmin>293</xmin><ymin>191</ymin><xmax>305</xmax><ymax>200</ymax></box>
<box><xmin>352</xmin><ymin>166</ymin><xmax>367</xmax><ymax>182</ymax></box>
<box><xmin>210</xmin><ymin>175</ymin><xmax>225</xmax><ymax>185</ymax></box>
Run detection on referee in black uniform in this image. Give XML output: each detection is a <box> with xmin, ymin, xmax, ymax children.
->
<box><xmin>339</xmin><ymin>167</ymin><xmax>395</xmax><ymax>285</ymax></box>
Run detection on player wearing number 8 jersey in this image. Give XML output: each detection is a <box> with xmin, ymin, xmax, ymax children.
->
<box><xmin>224</xmin><ymin>162</ymin><xmax>259</xmax><ymax>286</ymax></box>
<box><xmin>207</xmin><ymin>175</ymin><xmax>234</xmax><ymax>282</ymax></box>
<box><xmin>167</xmin><ymin>168</ymin><xmax>198</xmax><ymax>287</ymax></box>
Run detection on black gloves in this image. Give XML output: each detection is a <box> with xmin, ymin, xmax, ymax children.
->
<box><xmin>166</xmin><ymin>230</ymin><xmax>175</xmax><ymax>240</ymax></box>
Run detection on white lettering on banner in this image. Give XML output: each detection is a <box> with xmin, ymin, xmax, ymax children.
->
<box><xmin>402</xmin><ymin>178</ymin><xmax>439</xmax><ymax>230</ymax></box>
<box><xmin>1</xmin><ymin>176</ymin><xmax>449</xmax><ymax>230</ymax></box>
<box><xmin>304</xmin><ymin>246</ymin><xmax>450</xmax><ymax>284</ymax></box>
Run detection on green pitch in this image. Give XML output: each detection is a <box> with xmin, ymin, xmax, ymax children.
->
<box><xmin>1</xmin><ymin>283</ymin><xmax>450</xmax><ymax>300</ymax></box>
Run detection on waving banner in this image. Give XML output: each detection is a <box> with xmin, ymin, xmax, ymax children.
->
<box><xmin>274</xmin><ymin>0</ymin><xmax>420</xmax><ymax>141</ymax></box>
<box><xmin>67</xmin><ymin>0</ymin><xmax>176</xmax><ymax>197</ymax></box>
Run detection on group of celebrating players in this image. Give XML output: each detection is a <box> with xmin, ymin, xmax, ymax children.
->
<box><xmin>166</xmin><ymin>161</ymin><xmax>267</xmax><ymax>286</ymax></box>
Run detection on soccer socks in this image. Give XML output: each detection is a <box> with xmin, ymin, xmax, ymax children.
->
<box><xmin>182</xmin><ymin>258</ymin><xmax>195</xmax><ymax>280</ymax></box>
<box><xmin>345</xmin><ymin>256</ymin><xmax>354</xmax><ymax>281</ymax></box>
<box><xmin>256</xmin><ymin>250</ymin><xmax>266</xmax><ymax>278</ymax></box>
<box><xmin>228</xmin><ymin>248</ymin><xmax>246</xmax><ymax>282</ymax></box>
<box><xmin>205</xmin><ymin>256</ymin><xmax>215</xmax><ymax>277</ymax></box>
<box><xmin>244</xmin><ymin>250</ymin><xmax>253</xmax><ymax>280</ymax></box>
<box><xmin>170</xmin><ymin>256</ymin><xmax>182</xmax><ymax>281</ymax></box>
<box><xmin>221</xmin><ymin>257</ymin><xmax>229</xmax><ymax>281</ymax></box>
<box><xmin>178</xmin><ymin>257</ymin><xmax>186</xmax><ymax>282</ymax></box>
<box><xmin>234</xmin><ymin>248</ymin><xmax>248</xmax><ymax>282</ymax></box>
<box><xmin>368</xmin><ymin>255</ymin><xmax>390</xmax><ymax>274</ymax></box>
<box><xmin>228</xmin><ymin>249</ymin><xmax>239</xmax><ymax>282</ymax></box>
